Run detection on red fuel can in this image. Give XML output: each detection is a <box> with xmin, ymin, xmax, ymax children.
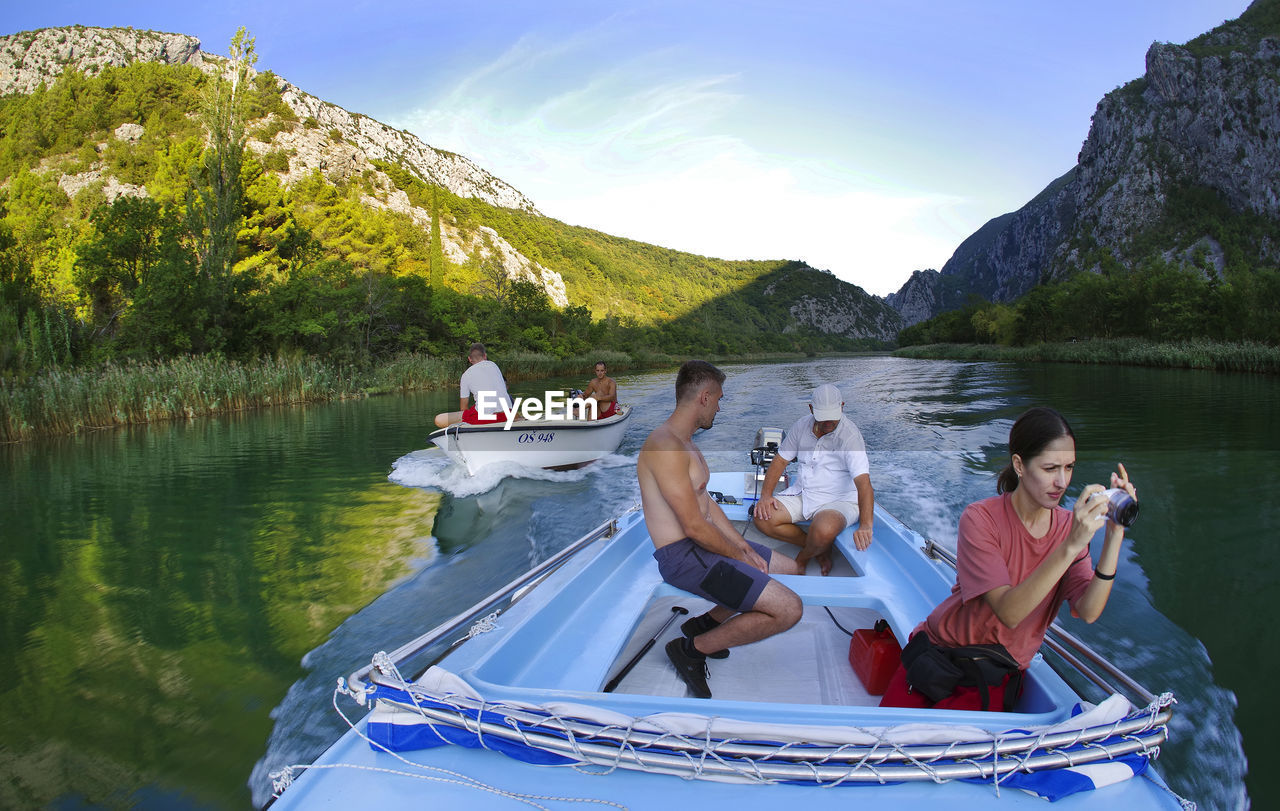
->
<box><xmin>848</xmin><ymin>621</ymin><xmax>902</xmax><ymax>695</ymax></box>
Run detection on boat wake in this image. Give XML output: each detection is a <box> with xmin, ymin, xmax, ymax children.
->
<box><xmin>388</xmin><ymin>448</ymin><xmax>634</xmax><ymax>498</ymax></box>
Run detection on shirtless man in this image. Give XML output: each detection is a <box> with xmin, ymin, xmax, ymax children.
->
<box><xmin>636</xmin><ymin>360</ymin><xmax>803</xmax><ymax>698</ymax></box>
<box><xmin>583</xmin><ymin>361</ymin><xmax>617</xmax><ymax>418</ymax></box>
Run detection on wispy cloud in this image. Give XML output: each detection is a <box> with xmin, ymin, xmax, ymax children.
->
<box><xmin>547</xmin><ymin>151</ymin><xmax>965</xmax><ymax>295</ymax></box>
<box><xmin>392</xmin><ymin>26</ymin><xmax>967</xmax><ymax>295</ymax></box>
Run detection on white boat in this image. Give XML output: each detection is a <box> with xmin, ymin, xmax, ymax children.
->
<box><xmin>266</xmin><ymin>431</ymin><xmax>1190</xmax><ymax>809</ymax></box>
<box><xmin>428</xmin><ymin>404</ymin><xmax>632</xmax><ymax>475</ymax></box>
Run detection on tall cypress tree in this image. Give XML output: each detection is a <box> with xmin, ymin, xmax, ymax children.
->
<box><xmin>429</xmin><ymin>186</ymin><xmax>445</xmax><ymax>289</ymax></box>
<box><xmin>192</xmin><ymin>26</ymin><xmax>256</xmax><ymax>349</ymax></box>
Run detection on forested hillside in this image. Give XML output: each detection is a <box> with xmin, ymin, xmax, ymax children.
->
<box><xmin>0</xmin><ymin>26</ymin><xmax>899</xmax><ymax>383</ymax></box>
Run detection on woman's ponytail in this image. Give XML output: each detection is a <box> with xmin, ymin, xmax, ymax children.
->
<box><xmin>997</xmin><ymin>464</ymin><xmax>1019</xmax><ymax>494</ymax></box>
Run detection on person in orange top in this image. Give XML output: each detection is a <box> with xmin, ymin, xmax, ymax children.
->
<box><xmin>880</xmin><ymin>406</ymin><xmax>1138</xmax><ymax>711</ymax></box>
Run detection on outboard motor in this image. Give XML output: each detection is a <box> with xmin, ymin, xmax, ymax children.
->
<box><xmin>749</xmin><ymin>427</ymin><xmax>784</xmax><ymax>506</ymax></box>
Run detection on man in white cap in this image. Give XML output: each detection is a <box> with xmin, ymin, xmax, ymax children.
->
<box><xmin>751</xmin><ymin>383</ymin><xmax>875</xmax><ymax>575</ymax></box>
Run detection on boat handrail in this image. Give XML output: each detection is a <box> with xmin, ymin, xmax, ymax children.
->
<box><xmin>345</xmin><ymin>511</ymin><xmax>630</xmax><ymax>694</ymax></box>
<box><xmin>377</xmin><ymin>687</ymin><xmax>1171</xmax><ymax>765</ymax></box>
<box><xmin>921</xmin><ymin>538</ymin><xmax>1157</xmax><ymax>706</ymax></box>
<box><xmin>369</xmin><ymin>688</ymin><xmax>1170</xmax><ymax>783</ymax></box>
<box><xmin>446</xmin><ymin>421</ymin><xmax>470</xmax><ymax>471</ymax></box>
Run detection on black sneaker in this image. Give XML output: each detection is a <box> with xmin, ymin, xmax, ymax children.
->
<box><xmin>665</xmin><ymin>637</ymin><xmax>712</xmax><ymax>698</ymax></box>
<box><xmin>681</xmin><ymin>613</ymin><xmax>729</xmax><ymax>659</ymax></box>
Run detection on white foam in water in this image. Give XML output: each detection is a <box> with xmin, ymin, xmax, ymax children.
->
<box><xmin>388</xmin><ymin>447</ymin><xmax>619</xmax><ymax>498</ymax></box>
<box><xmin>585</xmin><ymin>451</ymin><xmax>636</xmax><ymax>471</ymax></box>
<box><xmin>868</xmin><ymin>450</ymin><xmax>981</xmax><ymax>550</ymax></box>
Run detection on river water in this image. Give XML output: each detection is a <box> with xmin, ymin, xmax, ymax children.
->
<box><xmin>1</xmin><ymin>356</ymin><xmax>1270</xmax><ymax>809</ymax></box>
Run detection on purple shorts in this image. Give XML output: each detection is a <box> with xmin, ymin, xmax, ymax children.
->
<box><xmin>653</xmin><ymin>538</ymin><xmax>774</xmax><ymax>612</ymax></box>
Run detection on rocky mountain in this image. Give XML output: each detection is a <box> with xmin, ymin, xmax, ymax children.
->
<box><xmin>1</xmin><ymin>25</ymin><xmax>901</xmax><ymax>344</ymax></box>
<box><xmin>883</xmin><ymin>267</ymin><xmax>975</xmax><ymax>325</ymax></box>
<box><xmin>760</xmin><ymin>263</ymin><xmax>903</xmax><ymax>340</ymax></box>
<box><xmin>0</xmin><ymin>27</ymin><xmax>538</xmax><ymax>213</ymax></box>
<box><xmin>0</xmin><ymin>27</ymin><xmax>568</xmax><ymax>303</ymax></box>
<box><xmin>0</xmin><ymin>27</ymin><xmax>205</xmax><ymax>93</ymax></box>
<box><xmin>887</xmin><ymin>0</ymin><xmax>1280</xmax><ymax>326</ymax></box>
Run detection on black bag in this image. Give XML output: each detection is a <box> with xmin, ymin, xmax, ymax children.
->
<box><xmin>900</xmin><ymin>633</ymin><xmax>1023</xmax><ymax>711</ymax></box>
<box><xmin>899</xmin><ymin>631</ymin><xmax>963</xmax><ymax>703</ymax></box>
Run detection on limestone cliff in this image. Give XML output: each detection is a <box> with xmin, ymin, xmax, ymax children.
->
<box><xmin>1069</xmin><ymin>33</ymin><xmax>1280</xmax><ymax>266</ymax></box>
<box><xmin>0</xmin><ymin>26</ymin><xmax>565</xmax><ymax>303</ymax></box>
<box><xmin>887</xmin><ymin>0</ymin><xmax>1280</xmax><ymax>326</ymax></box>
<box><xmin>0</xmin><ymin>27</ymin><xmax>538</xmax><ymax>213</ymax></box>
<box><xmin>0</xmin><ymin>26</ymin><xmax>204</xmax><ymax>93</ymax></box>
<box><xmin>883</xmin><ymin>268</ymin><xmax>972</xmax><ymax>326</ymax></box>
<box><xmin>762</xmin><ymin>265</ymin><xmax>904</xmax><ymax>341</ymax></box>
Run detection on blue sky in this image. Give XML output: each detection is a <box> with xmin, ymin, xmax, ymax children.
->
<box><xmin>3</xmin><ymin>0</ymin><xmax>1250</xmax><ymax>295</ymax></box>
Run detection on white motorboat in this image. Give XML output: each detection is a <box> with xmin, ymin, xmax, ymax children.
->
<box><xmin>427</xmin><ymin>404</ymin><xmax>632</xmax><ymax>475</ymax></box>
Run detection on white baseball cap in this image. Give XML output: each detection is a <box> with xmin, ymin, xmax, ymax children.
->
<box><xmin>811</xmin><ymin>384</ymin><xmax>844</xmax><ymax>422</ymax></box>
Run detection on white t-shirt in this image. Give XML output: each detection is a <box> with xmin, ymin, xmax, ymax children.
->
<box><xmin>777</xmin><ymin>415</ymin><xmax>870</xmax><ymax>505</ymax></box>
<box><xmin>460</xmin><ymin>359</ymin><xmax>512</xmax><ymax>417</ymax></box>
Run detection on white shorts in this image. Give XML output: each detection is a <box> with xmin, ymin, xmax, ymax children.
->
<box><xmin>773</xmin><ymin>494</ymin><xmax>859</xmax><ymax>527</ymax></box>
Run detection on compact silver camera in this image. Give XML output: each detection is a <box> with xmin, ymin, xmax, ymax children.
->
<box><xmin>1089</xmin><ymin>488</ymin><xmax>1140</xmax><ymax>527</ymax></box>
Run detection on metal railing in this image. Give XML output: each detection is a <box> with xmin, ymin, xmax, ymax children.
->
<box><xmin>346</xmin><ymin>512</ymin><xmax>628</xmax><ymax>693</ymax></box>
<box><xmin>371</xmin><ymin>690</ymin><xmax>1168</xmax><ymax>783</ymax></box>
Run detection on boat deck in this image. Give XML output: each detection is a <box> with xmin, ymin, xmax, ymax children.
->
<box><xmin>436</xmin><ymin>473</ymin><xmax>1071</xmax><ymax>726</ymax></box>
<box><xmin>607</xmin><ymin>517</ymin><xmax>883</xmax><ymax>706</ymax></box>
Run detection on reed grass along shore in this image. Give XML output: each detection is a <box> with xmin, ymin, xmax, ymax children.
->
<box><xmin>0</xmin><ymin>350</ymin><xmax>642</xmax><ymax>443</ymax></box>
<box><xmin>894</xmin><ymin>338</ymin><xmax>1280</xmax><ymax>375</ymax></box>
<box><xmin>10</xmin><ymin>339</ymin><xmax>1271</xmax><ymax>444</ymax></box>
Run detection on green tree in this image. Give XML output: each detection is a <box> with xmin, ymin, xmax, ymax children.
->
<box><xmin>191</xmin><ymin>27</ymin><xmax>257</xmax><ymax>349</ymax></box>
<box><xmin>0</xmin><ymin>212</ymin><xmax>41</xmax><ymax>372</ymax></box>
<box><xmin>75</xmin><ymin>197</ymin><xmax>165</xmax><ymax>329</ymax></box>
<box><xmin>74</xmin><ymin>196</ymin><xmax>204</xmax><ymax>355</ymax></box>
<box><xmin>123</xmin><ymin>242</ymin><xmax>208</xmax><ymax>355</ymax></box>
<box><xmin>471</xmin><ymin>251</ymin><xmax>511</xmax><ymax>303</ymax></box>
<box><xmin>429</xmin><ymin>187</ymin><xmax>445</xmax><ymax>289</ymax></box>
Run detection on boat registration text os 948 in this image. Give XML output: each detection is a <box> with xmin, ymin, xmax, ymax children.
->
<box><xmin>476</xmin><ymin>391</ymin><xmax>597</xmax><ymax>429</ymax></box>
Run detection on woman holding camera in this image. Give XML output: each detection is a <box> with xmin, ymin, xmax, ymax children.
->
<box><xmin>880</xmin><ymin>406</ymin><xmax>1138</xmax><ymax>712</ymax></box>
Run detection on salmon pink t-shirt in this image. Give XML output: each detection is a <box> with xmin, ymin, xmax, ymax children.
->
<box><xmin>920</xmin><ymin>493</ymin><xmax>1094</xmax><ymax>669</ymax></box>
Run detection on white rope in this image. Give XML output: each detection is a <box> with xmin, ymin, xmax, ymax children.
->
<box><xmin>270</xmin><ymin>686</ymin><xmax>630</xmax><ymax>809</ymax></box>
<box><xmin>1140</xmin><ymin>768</ymin><xmax>1197</xmax><ymax>810</ymax></box>
<box><xmin>366</xmin><ymin>672</ymin><xmax>1173</xmax><ymax>796</ymax></box>
<box><xmin>467</xmin><ymin>611</ymin><xmax>502</xmax><ymax>637</ymax></box>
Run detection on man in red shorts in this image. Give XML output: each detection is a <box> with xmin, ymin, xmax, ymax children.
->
<box><xmin>433</xmin><ymin>343</ymin><xmax>512</xmax><ymax>427</ymax></box>
<box><xmin>583</xmin><ymin>361</ymin><xmax>617</xmax><ymax>419</ymax></box>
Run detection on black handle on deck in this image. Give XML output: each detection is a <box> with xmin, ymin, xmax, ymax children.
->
<box><xmin>602</xmin><ymin>605</ymin><xmax>688</xmax><ymax>693</ymax></box>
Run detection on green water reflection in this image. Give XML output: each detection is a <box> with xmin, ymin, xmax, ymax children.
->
<box><xmin>0</xmin><ymin>395</ymin><xmax>450</xmax><ymax>808</ymax></box>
